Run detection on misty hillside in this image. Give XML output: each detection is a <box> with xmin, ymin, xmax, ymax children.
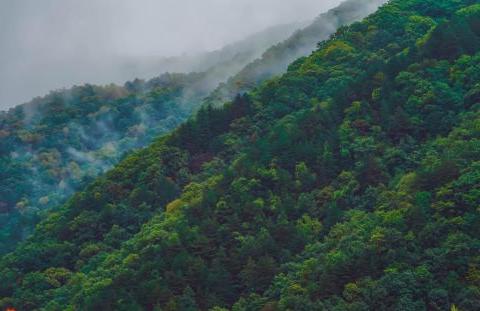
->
<box><xmin>2</xmin><ymin>0</ymin><xmax>480</xmax><ymax>310</ymax></box>
<box><xmin>0</xmin><ymin>73</ymin><xmax>203</xmax><ymax>251</ymax></box>
<box><xmin>0</xmin><ymin>0</ymin><xmax>381</xmax><ymax>255</ymax></box>
<box><xmin>207</xmin><ymin>0</ymin><xmax>387</xmax><ymax>105</ymax></box>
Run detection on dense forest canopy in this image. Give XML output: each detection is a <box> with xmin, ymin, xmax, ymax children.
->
<box><xmin>2</xmin><ymin>0</ymin><xmax>480</xmax><ymax>310</ymax></box>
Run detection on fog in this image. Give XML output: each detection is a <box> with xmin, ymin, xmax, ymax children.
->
<box><xmin>0</xmin><ymin>0</ymin><xmax>344</xmax><ymax>110</ymax></box>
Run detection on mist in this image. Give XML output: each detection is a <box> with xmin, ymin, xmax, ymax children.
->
<box><xmin>0</xmin><ymin>0</ymin><xmax>344</xmax><ymax>110</ymax></box>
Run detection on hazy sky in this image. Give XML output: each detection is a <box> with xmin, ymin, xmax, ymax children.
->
<box><xmin>0</xmin><ymin>0</ymin><xmax>342</xmax><ymax>110</ymax></box>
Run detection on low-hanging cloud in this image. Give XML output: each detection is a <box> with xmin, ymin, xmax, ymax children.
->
<box><xmin>0</xmin><ymin>0</ymin><xmax>343</xmax><ymax>110</ymax></box>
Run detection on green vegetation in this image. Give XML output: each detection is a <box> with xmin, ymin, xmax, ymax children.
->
<box><xmin>2</xmin><ymin>0</ymin><xmax>480</xmax><ymax>310</ymax></box>
<box><xmin>206</xmin><ymin>0</ymin><xmax>386</xmax><ymax>105</ymax></box>
<box><xmin>0</xmin><ymin>72</ymin><xmax>207</xmax><ymax>254</ymax></box>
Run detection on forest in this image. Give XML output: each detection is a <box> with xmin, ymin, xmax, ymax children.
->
<box><xmin>0</xmin><ymin>73</ymin><xmax>202</xmax><ymax>254</ymax></box>
<box><xmin>1</xmin><ymin>0</ymin><xmax>480</xmax><ymax>310</ymax></box>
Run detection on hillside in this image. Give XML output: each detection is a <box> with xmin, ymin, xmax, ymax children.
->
<box><xmin>0</xmin><ymin>0</ymin><xmax>381</xmax><ymax>255</ymax></box>
<box><xmin>206</xmin><ymin>0</ymin><xmax>387</xmax><ymax>105</ymax></box>
<box><xmin>3</xmin><ymin>0</ymin><xmax>480</xmax><ymax>310</ymax></box>
<box><xmin>0</xmin><ymin>72</ymin><xmax>205</xmax><ymax>254</ymax></box>
<box><xmin>119</xmin><ymin>21</ymin><xmax>307</xmax><ymax>81</ymax></box>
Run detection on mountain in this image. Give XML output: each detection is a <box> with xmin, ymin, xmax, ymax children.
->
<box><xmin>0</xmin><ymin>72</ymin><xmax>205</xmax><ymax>253</ymax></box>
<box><xmin>2</xmin><ymin>0</ymin><xmax>480</xmax><ymax>310</ymax></box>
<box><xmin>117</xmin><ymin>21</ymin><xmax>308</xmax><ymax>80</ymax></box>
<box><xmin>206</xmin><ymin>0</ymin><xmax>387</xmax><ymax>105</ymax></box>
<box><xmin>0</xmin><ymin>0</ymin><xmax>382</xmax><ymax>255</ymax></box>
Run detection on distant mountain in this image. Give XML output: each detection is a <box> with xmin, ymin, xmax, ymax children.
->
<box><xmin>119</xmin><ymin>21</ymin><xmax>308</xmax><ymax>80</ymax></box>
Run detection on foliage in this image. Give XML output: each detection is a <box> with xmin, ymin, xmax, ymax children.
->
<box><xmin>0</xmin><ymin>73</ymin><xmax>208</xmax><ymax>254</ymax></box>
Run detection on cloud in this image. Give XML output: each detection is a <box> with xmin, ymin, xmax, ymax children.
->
<box><xmin>0</xmin><ymin>0</ymin><xmax>342</xmax><ymax>110</ymax></box>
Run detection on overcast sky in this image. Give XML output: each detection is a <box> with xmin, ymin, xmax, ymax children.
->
<box><xmin>0</xmin><ymin>0</ymin><xmax>342</xmax><ymax>110</ymax></box>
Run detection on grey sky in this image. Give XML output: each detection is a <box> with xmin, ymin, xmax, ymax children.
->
<box><xmin>0</xmin><ymin>0</ymin><xmax>342</xmax><ymax>110</ymax></box>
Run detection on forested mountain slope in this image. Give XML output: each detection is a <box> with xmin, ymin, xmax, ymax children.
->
<box><xmin>3</xmin><ymin>0</ymin><xmax>480</xmax><ymax>310</ymax></box>
<box><xmin>0</xmin><ymin>72</ymin><xmax>206</xmax><ymax>254</ymax></box>
<box><xmin>206</xmin><ymin>0</ymin><xmax>387</xmax><ymax>105</ymax></box>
